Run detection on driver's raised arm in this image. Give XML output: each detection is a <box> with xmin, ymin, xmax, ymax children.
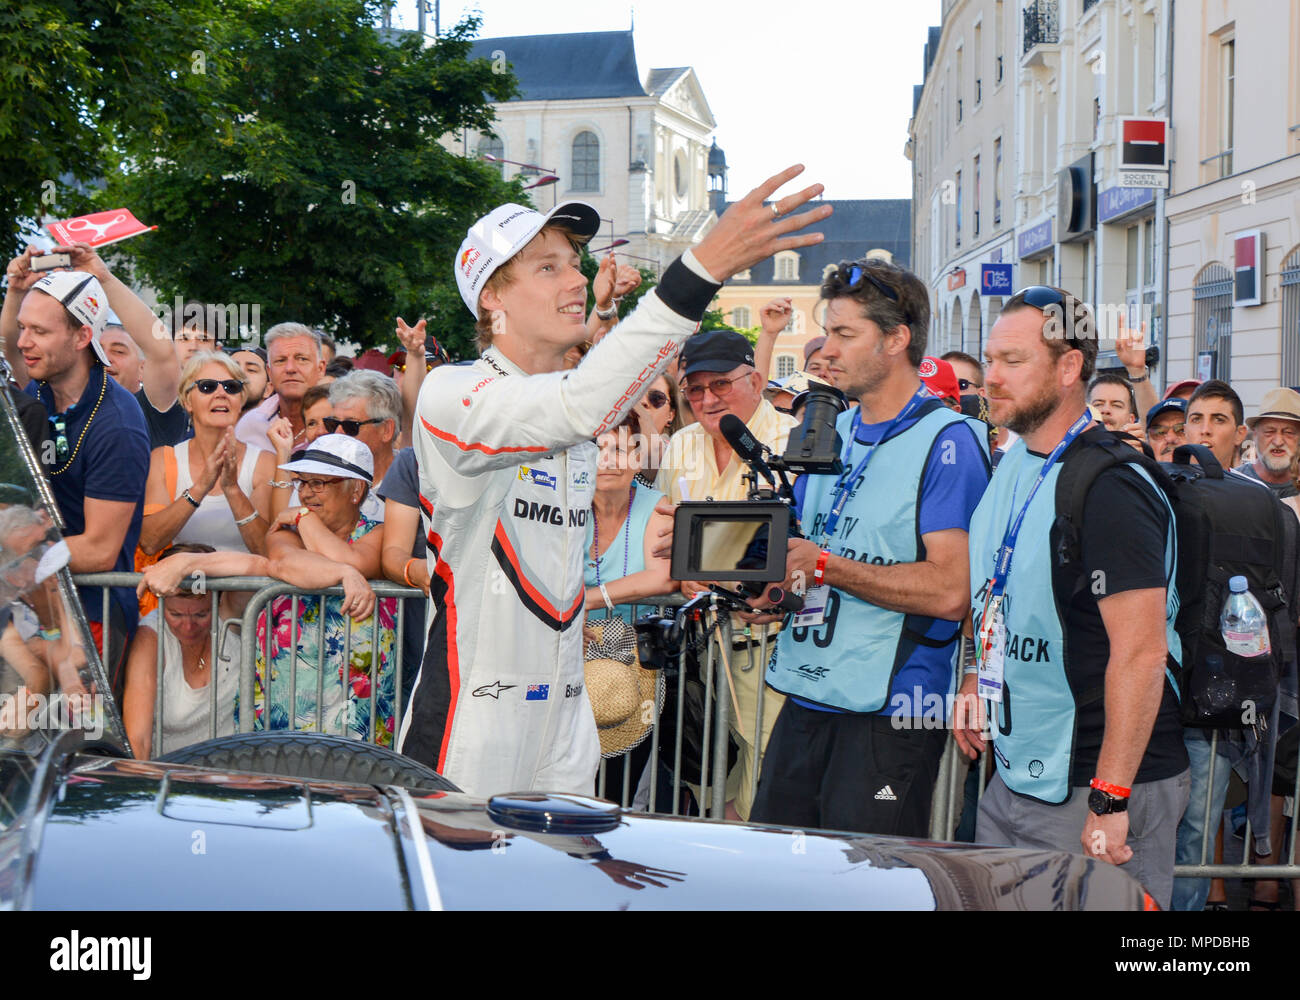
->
<box><xmin>417</xmin><ymin>164</ymin><xmax>830</xmax><ymax>495</ymax></box>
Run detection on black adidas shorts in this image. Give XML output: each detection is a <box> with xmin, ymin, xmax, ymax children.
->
<box><xmin>750</xmin><ymin>698</ymin><xmax>946</xmax><ymax>837</ymax></box>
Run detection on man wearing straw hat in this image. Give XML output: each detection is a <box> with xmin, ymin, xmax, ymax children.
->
<box><xmin>401</xmin><ymin>166</ymin><xmax>831</xmax><ymax>798</ymax></box>
<box><xmin>1236</xmin><ymin>387</ymin><xmax>1300</xmax><ymax>499</ymax></box>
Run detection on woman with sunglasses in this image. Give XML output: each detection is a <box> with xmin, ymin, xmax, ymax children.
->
<box><xmin>584</xmin><ymin>409</ymin><xmax>675</xmax><ymax>620</ymax></box>
<box><xmin>140</xmin><ymin>351</ymin><xmax>275</xmax><ymax>558</ymax></box>
<box><xmin>632</xmin><ymin>376</ymin><xmax>684</xmax><ymax>488</ymax></box>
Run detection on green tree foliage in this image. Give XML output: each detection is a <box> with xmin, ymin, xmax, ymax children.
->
<box><xmin>0</xmin><ymin>0</ymin><xmax>214</xmax><ymax>232</ymax></box>
<box><xmin>93</xmin><ymin>1</ymin><xmax>521</xmax><ymax>354</ymax></box>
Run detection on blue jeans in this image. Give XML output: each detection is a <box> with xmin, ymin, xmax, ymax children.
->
<box><xmin>1171</xmin><ymin>730</ymin><xmax>1232</xmax><ymax>911</ymax></box>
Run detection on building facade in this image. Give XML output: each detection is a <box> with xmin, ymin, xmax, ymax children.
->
<box><xmin>909</xmin><ymin>0</ymin><xmax>1172</xmax><ymax>376</ymax></box>
<box><xmin>711</xmin><ymin>200</ymin><xmax>911</xmax><ymax>376</ymax></box>
<box><xmin>451</xmin><ymin>31</ymin><xmax>719</xmax><ymax>270</ymax></box>
<box><xmin>1164</xmin><ymin>0</ymin><xmax>1300</xmax><ymax>409</ymax></box>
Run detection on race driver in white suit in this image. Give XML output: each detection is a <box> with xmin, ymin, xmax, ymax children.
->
<box><xmin>400</xmin><ymin>165</ymin><xmax>830</xmax><ymax>797</ymax></box>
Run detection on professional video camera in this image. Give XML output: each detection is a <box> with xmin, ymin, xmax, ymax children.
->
<box><xmin>665</xmin><ymin>378</ymin><xmax>850</xmax><ymax>616</ymax></box>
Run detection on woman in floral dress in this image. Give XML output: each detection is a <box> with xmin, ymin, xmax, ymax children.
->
<box><xmin>256</xmin><ymin>434</ymin><xmax>395</xmax><ymax>745</ymax></box>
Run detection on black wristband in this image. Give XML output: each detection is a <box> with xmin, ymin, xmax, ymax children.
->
<box><xmin>655</xmin><ymin>257</ymin><xmax>721</xmax><ymax>322</ymax></box>
<box><xmin>181</xmin><ymin>489</ymin><xmax>201</xmax><ymax>509</ymax></box>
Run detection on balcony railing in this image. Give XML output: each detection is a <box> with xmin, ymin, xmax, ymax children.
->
<box><xmin>1023</xmin><ymin>0</ymin><xmax>1060</xmax><ymax>55</ymax></box>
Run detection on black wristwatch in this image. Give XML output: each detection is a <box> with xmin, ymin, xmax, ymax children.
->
<box><xmin>1087</xmin><ymin>787</ymin><xmax>1129</xmax><ymax>815</ymax></box>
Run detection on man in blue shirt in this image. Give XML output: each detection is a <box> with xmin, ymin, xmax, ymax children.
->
<box><xmin>2</xmin><ymin>262</ymin><xmax>150</xmax><ymax>694</ymax></box>
<box><xmin>748</xmin><ymin>259</ymin><xmax>991</xmax><ymax>836</ymax></box>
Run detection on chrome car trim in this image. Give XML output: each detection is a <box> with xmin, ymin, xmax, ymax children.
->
<box><xmin>393</xmin><ymin>786</ymin><xmax>442</xmax><ymax>911</ymax></box>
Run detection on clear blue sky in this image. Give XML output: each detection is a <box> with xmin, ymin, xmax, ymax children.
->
<box><xmin>396</xmin><ymin>1</ymin><xmax>943</xmax><ymax>201</ymax></box>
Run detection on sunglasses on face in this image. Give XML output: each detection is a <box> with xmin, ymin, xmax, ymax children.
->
<box><xmin>641</xmin><ymin>390</ymin><xmax>670</xmax><ymax>409</ymax></box>
<box><xmin>293</xmin><ymin>476</ymin><xmax>344</xmax><ymax>493</ymax></box>
<box><xmin>838</xmin><ymin>262</ymin><xmax>900</xmax><ymax>302</ymax></box>
<box><xmin>1148</xmin><ymin>423</ymin><xmax>1186</xmax><ymax>440</ymax></box>
<box><xmin>957</xmin><ymin>378</ymin><xmax>982</xmax><ymax>391</ymax></box>
<box><xmin>681</xmin><ymin>373</ymin><xmax>750</xmax><ymax>403</ymax></box>
<box><xmin>190</xmin><ymin>378</ymin><xmax>245</xmax><ymax>395</ymax></box>
<box><xmin>322</xmin><ymin>416</ymin><xmax>385</xmax><ymax>436</ymax></box>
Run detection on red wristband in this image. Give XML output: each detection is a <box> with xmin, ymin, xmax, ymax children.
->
<box><xmin>1090</xmin><ymin>778</ymin><xmax>1131</xmax><ymax>799</ymax></box>
<box><xmin>813</xmin><ymin>549</ymin><xmax>830</xmax><ymax>587</ymax></box>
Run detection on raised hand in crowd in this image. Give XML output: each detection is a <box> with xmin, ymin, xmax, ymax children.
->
<box><xmin>587</xmin><ymin>252</ymin><xmax>644</xmax><ymax>346</ymax></box>
<box><xmin>395</xmin><ymin>315</ymin><xmax>428</xmax><ymax>447</ymax></box>
<box><xmin>42</xmin><ymin>242</ymin><xmax>179</xmax><ymax>408</ymax></box>
<box><xmin>1114</xmin><ymin>314</ymin><xmax>1157</xmax><ymax>422</ymax></box>
<box><xmin>754</xmin><ymin>296</ymin><xmax>794</xmax><ymax>380</ymax></box>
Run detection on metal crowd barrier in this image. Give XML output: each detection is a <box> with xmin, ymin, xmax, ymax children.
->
<box><xmin>924</xmin><ymin>636</ymin><xmax>1300</xmax><ymax>891</ymax></box>
<box><xmin>74</xmin><ymin>573</ymin><xmax>425</xmax><ymax>758</ymax></box>
<box><xmin>68</xmin><ymin>574</ymin><xmax>1300</xmax><ymax>890</ymax></box>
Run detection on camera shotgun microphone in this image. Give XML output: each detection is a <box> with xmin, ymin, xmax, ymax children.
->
<box><xmin>719</xmin><ymin>414</ymin><xmax>776</xmax><ymax>486</ymax></box>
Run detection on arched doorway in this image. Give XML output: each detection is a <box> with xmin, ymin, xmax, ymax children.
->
<box><xmin>950</xmin><ymin>302</ymin><xmax>964</xmax><ymax>355</ymax></box>
<box><xmin>1192</xmin><ymin>262</ymin><xmax>1233</xmax><ymax>381</ymax></box>
<box><xmin>967</xmin><ymin>291</ymin><xmax>982</xmax><ymax>356</ymax></box>
<box><xmin>1282</xmin><ymin>246</ymin><xmax>1300</xmax><ymax>386</ymax></box>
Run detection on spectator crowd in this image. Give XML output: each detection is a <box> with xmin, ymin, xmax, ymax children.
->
<box><xmin>1</xmin><ymin>178</ymin><xmax>1297</xmax><ymax>913</ymax></box>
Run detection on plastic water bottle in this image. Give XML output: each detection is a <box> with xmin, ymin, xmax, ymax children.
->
<box><xmin>1221</xmin><ymin>576</ymin><xmax>1271</xmax><ymax>657</ymax></box>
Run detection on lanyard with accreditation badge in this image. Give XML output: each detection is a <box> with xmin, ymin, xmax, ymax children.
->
<box><xmin>817</xmin><ymin>387</ymin><xmax>933</xmax><ymax>548</ymax></box>
<box><xmin>976</xmin><ymin>409</ymin><xmax>1093</xmax><ymax>701</ymax></box>
<box><xmin>790</xmin><ymin>387</ymin><xmax>932</xmax><ymax>631</ymax></box>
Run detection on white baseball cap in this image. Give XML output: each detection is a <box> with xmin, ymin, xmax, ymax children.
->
<box><xmin>454</xmin><ymin>201</ymin><xmax>601</xmax><ymax>318</ymax></box>
<box><xmin>279</xmin><ymin>433</ymin><xmax>374</xmax><ymax>484</ymax></box>
<box><xmin>30</xmin><ymin>270</ymin><xmax>111</xmax><ymax>367</ymax></box>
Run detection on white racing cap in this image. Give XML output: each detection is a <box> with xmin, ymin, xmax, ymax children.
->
<box><xmin>454</xmin><ymin>201</ymin><xmax>601</xmax><ymax>318</ymax></box>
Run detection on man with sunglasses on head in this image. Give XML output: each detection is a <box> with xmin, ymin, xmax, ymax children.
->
<box><xmin>0</xmin><ymin>263</ymin><xmax>150</xmax><ymax>695</ymax></box>
<box><xmin>403</xmin><ymin>165</ymin><xmax>830</xmax><ymax>799</ymax></box>
<box><xmin>952</xmin><ymin>286</ymin><xmax>1189</xmax><ymax>910</ymax></box>
<box><xmin>746</xmin><ymin>259</ymin><xmax>991</xmax><ymax>836</ymax></box>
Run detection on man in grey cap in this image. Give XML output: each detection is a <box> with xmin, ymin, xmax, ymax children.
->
<box><xmin>1237</xmin><ymin>387</ymin><xmax>1300</xmax><ymax>499</ymax></box>
<box><xmin>657</xmin><ymin>326</ymin><xmax>799</xmax><ymax>820</ymax></box>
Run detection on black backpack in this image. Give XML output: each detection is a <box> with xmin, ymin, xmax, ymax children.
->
<box><xmin>1053</xmin><ymin>430</ymin><xmax>1295</xmax><ymax>728</ymax></box>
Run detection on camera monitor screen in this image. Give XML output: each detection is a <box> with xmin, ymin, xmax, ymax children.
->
<box><xmin>670</xmin><ymin>501</ymin><xmax>790</xmax><ymax>582</ymax></box>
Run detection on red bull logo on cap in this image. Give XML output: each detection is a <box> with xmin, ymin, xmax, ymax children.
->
<box><xmin>460</xmin><ymin>247</ymin><xmax>481</xmax><ymax>277</ymax></box>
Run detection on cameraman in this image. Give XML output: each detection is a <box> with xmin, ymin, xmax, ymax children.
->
<box><xmin>748</xmin><ymin>259</ymin><xmax>991</xmax><ymax>836</ymax></box>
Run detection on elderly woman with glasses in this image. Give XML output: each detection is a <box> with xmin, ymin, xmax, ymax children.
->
<box><xmin>260</xmin><ymin>434</ymin><xmax>395</xmax><ymax>744</ymax></box>
<box><xmin>138</xmin><ymin>434</ymin><xmax>397</xmax><ymax>746</ymax></box>
<box><xmin>139</xmin><ymin>351</ymin><xmax>275</xmax><ymax>558</ymax></box>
